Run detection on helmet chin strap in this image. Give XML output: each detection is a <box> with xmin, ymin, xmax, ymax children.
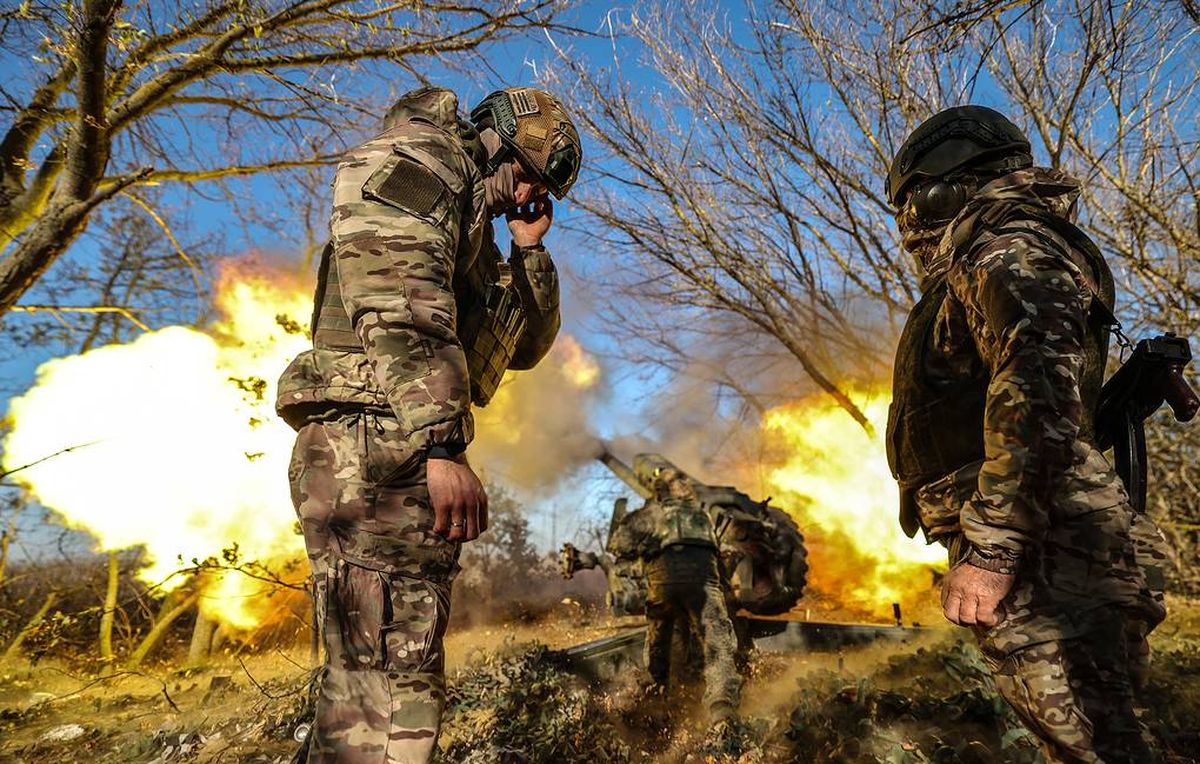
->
<box><xmin>479</xmin><ymin>128</ymin><xmax>516</xmax><ymax>217</ymax></box>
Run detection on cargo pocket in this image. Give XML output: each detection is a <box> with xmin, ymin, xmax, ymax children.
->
<box><xmin>362</xmin><ymin>414</ymin><xmax>424</xmax><ymax>487</ymax></box>
<box><xmin>381</xmin><ymin>576</ymin><xmax>450</xmax><ymax>675</ymax></box>
<box><xmin>1042</xmin><ymin>504</ymin><xmax>1130</xmax><ymax>600</ymax></box>
<box><xmin>325</xmin><ymin>559</ymin><xmax>388</xmax><ymax>670</ymax></box>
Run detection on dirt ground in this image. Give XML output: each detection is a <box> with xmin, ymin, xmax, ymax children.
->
<box><xmin>1</xmin><ymin>596</ymin><xmax>1198</xmax><ymax>763</ymax></box>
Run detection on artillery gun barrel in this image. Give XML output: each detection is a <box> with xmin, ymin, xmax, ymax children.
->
<box><xmin>597</xmin><ymin>451</ymin><xmax>653</xmax><ymax>499</ymax></box>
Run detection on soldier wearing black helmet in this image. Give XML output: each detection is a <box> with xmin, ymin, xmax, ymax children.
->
<box><xmin>885</xmin><ymin>106</ymin><xmax>1168</xmax><ymax>762</ymax></box>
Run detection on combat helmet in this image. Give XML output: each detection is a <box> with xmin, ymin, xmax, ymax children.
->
<box><xmin>886</xmin><ymin>105</ymin><xmax>1033</xmax><ymax>212</ymax></box>
<box><xmin>470</xmin><ymin>87</ymin><xmax>582</xmax><ymax>199</ymax></box>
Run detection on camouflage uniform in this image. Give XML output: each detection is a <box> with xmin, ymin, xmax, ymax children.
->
<box><xmin>610</xmin><ymin>490</ymin><xmax>742</xmax><ymax>720</ymax></box>
<box><xmin>278</xmin><ymin>87</ymin><xmax>562</xmax><ymax>763</ymax></box>
<box><xmin>888</xmin><ymin>167</ymin><xmax>1168</xmax><ymax>763</ymax></box>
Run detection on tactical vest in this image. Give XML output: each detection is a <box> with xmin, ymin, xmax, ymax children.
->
<box><xmin>886</xmin><ymin>211</ymin><xmax>1116</xmax><ymax>538</ymax></box>
<box><xmin>655</xmin><ymin>498</ymin><xmax>718</xmax><ymax>551</ymax></box>
<box><xmin>310</xmin><ymin>103</ymin><xmax>526</xmax><ymax>408</ymax></box>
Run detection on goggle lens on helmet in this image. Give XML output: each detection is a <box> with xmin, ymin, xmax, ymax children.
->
<box><xmin>543</xmin><ymin>144</ymin><xmax>579</xmax><ymax>195</ymax></box>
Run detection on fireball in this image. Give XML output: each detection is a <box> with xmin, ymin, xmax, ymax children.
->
<box><xmin>758</xmin><ymin>387</ymin><xmax>945</xmax><ymax>612</ymax></box>
<box><xmin>2</xmin><ymin>262</ymin><xmax>604</xmax><ymax>630</ymax></box>
<box><xmin>2</xmin><ymin>264</ymin><xmax>312</xmax><ymax>629</ymax></box>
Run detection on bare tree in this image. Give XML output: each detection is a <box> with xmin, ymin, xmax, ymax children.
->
<box><xmin>547</xmin><ymin>0</ymin><xmax>1196</xmax><ymax>426</ymax></box>
<box><xmin>0</xmin><ymin>0</ymin><xmax>563</xmax><ymax>319</ymax></box>
<box><xmin>548</xmin><ymin>0</ymin><xmax>1198</xmax><ymax>579</ymax></box>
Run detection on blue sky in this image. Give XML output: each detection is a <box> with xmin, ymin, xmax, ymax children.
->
<box><xmin>0</xmin><ymin>2</ymin><xmax>691</xmax><ymax>560</ymax></box>
<box><xmin>7</xmin><ymin>0</ymin><xmax>1192</xmax><ymax>564</ymax></box>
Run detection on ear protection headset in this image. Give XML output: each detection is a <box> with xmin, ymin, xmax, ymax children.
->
<box><xmin>906</xmin><ymin>153</ymin><xmax>1033</xmax><ymax>226</ymax></box>
<box><xmin>908</xmin><ymin>179</ymin><xmax>971</xmax><ymax>226</ymax></box>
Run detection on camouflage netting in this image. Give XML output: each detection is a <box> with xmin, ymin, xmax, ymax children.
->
<box><xmin>434</xmin><ymin>632</ymin><xmax>1200</xmax><ymax>764</ymax></box>
<box><xmin>3</xmin><ymin>627</ymin><xmax>1199</xmax><ymax>762</ymax></box>
<box><xmin>436</xmin><ymin>643</ymin><xmax>630</xmax><ymax>763</ymax></box>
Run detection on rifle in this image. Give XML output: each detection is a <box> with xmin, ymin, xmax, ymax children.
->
<box><xmin>1095</xmin><ymin>333</ymin><xmax>1199</xmax><ymax>512</ymax></box>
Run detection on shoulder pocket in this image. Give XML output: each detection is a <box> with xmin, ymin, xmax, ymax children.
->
<box><xmin>361</xmin><ymin>146</ymin><xmax>462</xmax><ymax>223</ymax></box>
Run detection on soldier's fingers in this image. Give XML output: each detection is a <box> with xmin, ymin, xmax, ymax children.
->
<box><xmin>957</xmin><ymin>593</ymin><xmax>979</xmax><ymax>626</ymax></box>
<box><xmin>943</xmin><ymin>592</ymin><xmax>964</xmax><ymax>625</ymax></box>
<box><xmin>446</xmin><ymin>493</ymin><xmax>467</xmax><ymax>542</ymax></box>
<box><xmin>463</xmin><ymin>500</ymin><xmax>479</xmax><ymax>542</ymax></box>
<box><xmin>975</xmin><ymin>598</ymin><xmax>1000</xmax><ymax>628</ymax></box>
<box><xmin>431</xmin><ymin>494</ymin><xmax>451</xmax><ymax>538</ymax></box>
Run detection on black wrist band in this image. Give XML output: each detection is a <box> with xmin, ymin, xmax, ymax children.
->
<box><xmin>426</xmin><ymin>443</ymin><xmax>466</xmax><ymax>459</ymax></box>
<box><xmin>962</xmin><ymin>546</ymin><xmax>1021</xmax><ymax>575</ymax></box>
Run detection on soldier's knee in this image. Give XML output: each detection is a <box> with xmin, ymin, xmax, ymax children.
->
<box><xmin>325</xmin><ymin>558</ymin><xmax>451</xmax><ymax>675</ymax></box>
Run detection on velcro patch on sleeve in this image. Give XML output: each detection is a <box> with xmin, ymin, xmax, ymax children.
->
<box><xmin>361</xmin><ymin>153</ymin><xmax>446</xmax><ymax>219</ymax></box>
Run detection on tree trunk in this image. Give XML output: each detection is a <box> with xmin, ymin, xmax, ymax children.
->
<box><xmin>0</xmin><ymin>502</ymin><xmax>26</xmax><ymax>589</ymax></box>
<box><xmin>98</xmin><ymin>550</ymin><xmax>120</xmax><ymax>674</ymax></box>
<box><xmin>0</xmin><ymin>529</ymin><xmax>11</xmax><ymax>589</ymax></box>
<box><xmin>0</xmin><ymin>201</ymin><xmax>96</xmax><ymax>317</ymax></box>
<box><xmin>2</xmin><ymin>590</ymin><xmax>59</xmax><ymax>660</ymax></box>
<box><xmin>125</xmin><ymin>591</ymin><xmax>198</xmax><ymax>669</ymax></box>
<box><xmin>187</xmin><ymin>608</ymin><xmax>216</xmax><ymax>666</ymax></box>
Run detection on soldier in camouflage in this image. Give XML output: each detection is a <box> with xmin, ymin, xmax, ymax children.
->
<box><xmin>886</xmin><ymin>105</ymin><xmax>1169</xmax><ymax>763</ymax></box>
<box><xmin>277</xmin><ymin>85</ymin><xmax>581</xmax><ymax>763</ymax></box>
<box><xmin>608</xmin><ymin>468</ymin><xmax>742</xmax><ymax>725</ymax></box>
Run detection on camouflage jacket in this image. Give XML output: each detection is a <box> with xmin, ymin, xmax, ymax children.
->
<box><xmin>609</xmin><ymin>498</ymin><xmax>717</xmax><ymax>561</ymax></box>
<box><xmin>891</xmin><ymin>167</ymin><xmax>1126</xmax><ymax>561</ymax></box>
<box><xmin>276</xmin><ymin>88</ymin><xmax>561</xmax><ymax>450</ymax></box>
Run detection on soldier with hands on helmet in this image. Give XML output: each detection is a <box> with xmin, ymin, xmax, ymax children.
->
<box><xmin>885</xmin><ymin>105</ymin><xmax>1169</xmax><ymax>763</ymax></box>
<box><xmin>276</xmin><ymin>85</ymin><xmax>582</xmax><ymax>763</ymax></box>
<box><xmin>608</xmin><ymin>467</ymin><xmax>743</xmax><ymax>729</ymax></box>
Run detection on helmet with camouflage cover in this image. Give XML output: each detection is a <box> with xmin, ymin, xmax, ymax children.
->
<box><xmin>470</xmin><ymin>87</ymin><xmax>582</xmax><ymax>199</ymax></box>
<box><xmin>887</xmin><ymin>105</ymin><xmax>1033</xmax><ymax>216</ymax></box>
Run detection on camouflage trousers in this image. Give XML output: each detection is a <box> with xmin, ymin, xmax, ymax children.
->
<box><xmin>644</xmin><ymin>546</ymin><xmax>742</xmax><ymax>720</ymax></box>
<box><xmin>956</xmin><ymin>510</ymin><xmax>1169</xmax><ymax>763</ymax></box>
<box><xmin>988</xmin><ymin>623</ymin><xmax>1157</xmax><ymax>764</ymax></box>
<box><xmin>289</xmin><ymin>412</ymin><xmax>459</xmax><ymax>764</ymax></box>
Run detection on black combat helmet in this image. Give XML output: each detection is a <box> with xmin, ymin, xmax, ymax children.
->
<box><xmin>886</xmin><ymin>105</ymin><xmax>1032</xmax><ymax>207</ymax></box>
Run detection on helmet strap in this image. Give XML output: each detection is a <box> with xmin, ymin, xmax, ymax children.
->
<box><xmin>477</xmin><ymin>126</ymin><xmax>513</xmax><ymax>179</ymax></box>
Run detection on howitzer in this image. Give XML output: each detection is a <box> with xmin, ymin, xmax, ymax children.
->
<box><xmin>591</xmin><ymin>449</ymin><xmax>808</xmax><ymax>616</ymax></box>
<box><xmin>1096</xmin><ymin>333</ymin><xmax>1199</xmax><ymax>512</ymax></box>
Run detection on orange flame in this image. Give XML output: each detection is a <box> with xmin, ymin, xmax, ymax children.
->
<box><xmin>756</xmin><ymin>386</ymin><xmax>945</xmax><ymax>614</ymax></box>
<box><xmin>3</xmin><ymin>261</ymin><xmax>603</xmax><ymax>630</ymax></box>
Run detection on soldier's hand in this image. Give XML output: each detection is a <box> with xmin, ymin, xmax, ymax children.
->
<box><xmin>427</xmin><ymin>454</ymin><xmax>489</xmax><ymax>542</ymax></box>
<box><xmin>507</xmin><ymin>196</ymin><xmax>553</xmax><ymax>247</ymax></box>
<box><xmin>940</xmin><ymin>563</ymin><xmax>1015</xmax><ymax>628</ymax></box>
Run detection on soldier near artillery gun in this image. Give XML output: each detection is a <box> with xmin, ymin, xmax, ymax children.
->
<box><xmin>562</xmin><ymin>451</ymin><xmax>809</xmax><ymax>671</ymax></box>
<box><xmin>886</xmin><ymin>105</ymin><xmax>1197</xmax><ymax>763</ymax></box>
<box><xmin>277</xmin><ymin>85</ymin><xmax>581</xmax><ymax>763</ymax></box>
<box><xmin>582</xmin><ymin>451</ymin><xmax>808</xmax><ymax>616</ymax></box>
<box><xmin>608</xmin><ymin>467</ymin><xmax>743</xmax><ymax>724</ymax></box>
<box><xmin>560</xmin><ymin>497</ymin><xmax>648</xmax><ymax>618</ymax></box>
